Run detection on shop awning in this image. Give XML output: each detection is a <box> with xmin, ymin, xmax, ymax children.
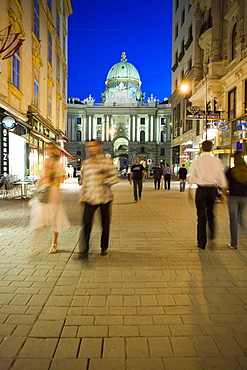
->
<box><xmin>61</xmin><ymin>148</ymin><xmax>78</xmax><ymax>161</ymax></box>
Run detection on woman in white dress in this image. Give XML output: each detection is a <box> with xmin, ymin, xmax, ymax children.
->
<box><xmin>29</xmin><ymin>143</ymin><xmax>70</xmax><ymax>254</ymax></box>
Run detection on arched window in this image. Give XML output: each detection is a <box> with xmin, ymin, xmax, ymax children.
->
<box><xmin>141</xmin><ymin>146</ymin><xmax>145</xmax><ymax>153</ymax></box>
<box><xmin>140</xmin><ymin>130</ymin><xmax>145</xmax><ymax>142</ymax></box>
<box><xmin>232</xmin><ymin>23</ymin><xmax>237</xmax><ymax>60</ymax></box>
<box><xmin>76</xmin><ymin>130</ymin><xmax>81</xmax><ymax>142</ymax></box>
<box><xmin>161</xmin><ymin>131</ymin><xmax>167</xmax><ymax>142</ymax></box>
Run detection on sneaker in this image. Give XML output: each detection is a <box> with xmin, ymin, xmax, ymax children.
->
<box><xmin>100</xmin><ymin>249</ymin><xmax>108</xmax><ymax>256</ymax></box>
<box><xmin>228</xmin><ymin>243</ymin><xmax>237</xmax><ymax>250</ymax></box>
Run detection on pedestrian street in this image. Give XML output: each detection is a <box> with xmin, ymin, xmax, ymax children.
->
<box><xmin>0</xmin><ymin>178</ymin><xmax>247</xmax><ymax>369</ymax></box>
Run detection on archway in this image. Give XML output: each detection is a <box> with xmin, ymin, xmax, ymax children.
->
<box><xmin>113</xmin><ymin>137</ymin><xmax>129</xmax><ymax>170</ymax></box>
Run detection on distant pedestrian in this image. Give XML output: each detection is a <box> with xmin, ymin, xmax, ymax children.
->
<box><xmin>226</xmin><ymin>151</ymin><xmax>247</xmax><ymax>249</ymax></box>
<box><xmin>163</xmin><ymin>163</ymin><xmax>172</xmax><ymax>190</ymax></box>
<box><xmin>178</xmin><ymin>164</ymin><xmax>187</xmax><ymax>192</ymax></box>
<box><xmin>130</xmin><ymin>157</ymin><xmax>145</xmax><ymax>202</ymax></box>
<box><xmin>78</xmin><ymin>140</ymin><xmax>118</xmax><ymax>259</ymax></box>
<box><xmin>153</xmin><ymin>164</ymin><xmax>163</xmax><ymax>190</ymax></box>
<box><xmin>188</xmin><ymin>140</ymin><xmax>227</xmax><ymax>250</ymax></box>
<box><xmin>160</xmin><ymin>165</ymin><xmax>164</xmax><ymax>189</ymax></box>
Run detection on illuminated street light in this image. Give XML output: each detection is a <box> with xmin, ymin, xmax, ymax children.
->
<box><xmin>180</xmin><ymin>66</ymin><xmax>208</xmax><ymax>140</ymax></box>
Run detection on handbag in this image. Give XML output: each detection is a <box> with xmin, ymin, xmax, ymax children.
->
<box><xmin>33</xmin><ymin>186</ymin><xmax>50</xmax><ymax>203</ymax></box>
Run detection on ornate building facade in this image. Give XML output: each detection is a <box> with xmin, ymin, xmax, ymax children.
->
<box><xmin>67</xmin><ymin>53</ymin><xmax>171</xmax><ymax>171</ymax></box>
<box><xmin>0</xmin><ymin>0</ymin><xmax>73</xmax><ymax>180</ymax></box>
<box><xmin>170</xmin><ymin>0</ymin><xmax>247</xmax><ymax>171</ymax></box>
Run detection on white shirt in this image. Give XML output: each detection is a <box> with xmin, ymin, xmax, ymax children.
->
<box><xmin>188</xmin><ymin>152</ymin><xmax>227</xmax><ymax>188</ymax></box>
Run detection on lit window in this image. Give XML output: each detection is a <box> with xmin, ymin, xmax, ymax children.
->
<box><xmin>12</xmin><ymin>49</ymin><xmax>20</xmax><ymax>89</ymax></box>
<box><xmin>34</xmin><ymin>0</ymin><xmax>40</xmax><ymax>38</ymax></box>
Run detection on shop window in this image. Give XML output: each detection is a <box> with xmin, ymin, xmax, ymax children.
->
<box><xmin>34</xmin><ymin>0</ymin><xmax>40</xmax><ymax>39</ymax></box>
<box><xmin>12</xmin><ymin>49</ymin><xmax>20</xmax><ymax>89</ymax></box>
<box><xmin>76</xmin><ymin>130</ymin><xmax>81</xmax><ymax>142</ymax></box>
<box><xmin>232</xmin><ymin>23</ymin><xmax>237</xmax><ymax>60</ymax></box>
<box><xmin>228</xmin><ymin>88</ymin><xmax>236</xmax><ymax>120</ymax></box>
<box><xmin>140</xmin><ymin>131</ymin><xmax>145</xmax><ymax>142</ymax></box>
<box><xmin>48</xmin><ymin>31</ymin><xmax>52</xmax><ymax>65</ymax></box>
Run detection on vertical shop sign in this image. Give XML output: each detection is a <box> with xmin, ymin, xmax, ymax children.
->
<box><xmin>1</xmin><ymin>127</ymin><xmax>9</xmax><ymax>176</ymax></box>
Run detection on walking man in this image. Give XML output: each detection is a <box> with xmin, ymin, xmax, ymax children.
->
<box><xmin>163</xmin><ymin>163</ymin><xmax>172</xmax><ymax>190</ymax></box>
<box><xmin>78</xmin><ymin>140</ymin><xmax>118</xmax><ymax>259</ymax></box>
<box><xmin>130</xmin><ymin>157</ymin><xmax>145</xmax><ymax>202</ymax></box>
<box><xmin>188</xmin><ymin>140</ymin><xmax>227</xmax><ymax>250</ymax></box>
<box><xmin>153</xmin><ymin>164</ymin><xmax>163</xmax><ymax>190</ymax></box>
<box><xmin>178</xmin><ymin>163</ymin><xmax>187</xmax><ymax>192</ymax></box>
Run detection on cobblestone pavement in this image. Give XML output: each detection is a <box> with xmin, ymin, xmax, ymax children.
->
<box><xmin>0</xmin><ymin>178</ymin><xmax>247</xmax><ymax>370</ymax></box>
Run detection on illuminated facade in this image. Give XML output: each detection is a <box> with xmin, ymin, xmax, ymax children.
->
<box><xmin>0</xmin><ymin>0</ymin><xmax>72</xmax><ymax>180</ymax></box>
<box><xmin>170</xmin><ymin>0</ymin><xmax>247</xmax><ymax>170</ymax></box>
<box><xmin>67</xmin><ymin>53</ymin><xmax>171</xmax><ymax>171</ymax></box>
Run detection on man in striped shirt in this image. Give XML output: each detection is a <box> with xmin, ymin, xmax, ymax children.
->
<box><xmin>78</xmin><ymin>140</ymin><xmax>118</xmax><ymax>259</ymax></box>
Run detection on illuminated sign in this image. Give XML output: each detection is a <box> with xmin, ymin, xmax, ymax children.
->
<box><xmin>1</xmin><ymin>127</ymin><xmax>9</xmax><ymax>175</ymax></box>
<box><xmin>207</xmin><ymin>122</ymin><xmax>247</xmax><ymax>131</ymax></box>
<box><xmin>2</xmin><ymin>116</ymin><xmax>16</xmax><ymax>130</ymax></box>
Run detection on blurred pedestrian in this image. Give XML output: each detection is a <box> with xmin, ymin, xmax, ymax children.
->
<box><xmin>226</xmin><ymin>151</ymin><xmax>247</xmax><ymax>249</ymax></box>
<box><xmin>160</xmin><ymin>165</ymin><xmax>164</xmax><ymax>189</ymax></box>
<box><xmin>130</xmin><ymin>157</ymin><xmax>146</xmax><ymax>202</ymax></box>
<box><xmin>163</xmin><ymin>163</ymin><xmax>172</xmax><ymax>190</ymax></box>
<box><xmin>78</xmin><ymin>140</ymin><xmax>118</xmax><ymax>260</ymax></box>
<box><xmin>178</xmin><ymin>164</ymin><xmax>187</xmax><ymax>192</ymax></box>
<box><xmin>188</xmin><ymin>140</ymin><xmax>227</xmax><ymax>250</ymax></box>
<box><xmin>29</xmin><ymin>143</ymin><xmax>70</xmax><ymax>254</ymax></box>
<box><xmin>153</xmin><ymin>164</ymin><xmax>163</xmax><ymax>190</ymax></box>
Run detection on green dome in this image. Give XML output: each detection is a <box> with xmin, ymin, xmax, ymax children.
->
<box><xmin>106</xmin><ymin>52</ymin><xmax>140</xmax><ymax>82</ymax></box>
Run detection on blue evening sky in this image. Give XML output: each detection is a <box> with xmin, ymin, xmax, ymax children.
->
<box><xmin>68</xmin><ymin>0</ymin><xmax>172</xmax><ymax>103</ymax></box>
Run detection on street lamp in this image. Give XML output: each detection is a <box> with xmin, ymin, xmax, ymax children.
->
<box><xmin>180</xmin><ymin>66</ymin><xmax>208</xmax><ymax>140</ymax></box>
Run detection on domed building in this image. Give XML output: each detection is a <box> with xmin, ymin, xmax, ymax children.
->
<box><xmin>67</xmin><ymin>53</ymin><xmax>171</xmax><ymax>171</ymax></box>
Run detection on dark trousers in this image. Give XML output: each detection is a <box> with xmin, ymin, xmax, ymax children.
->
<box><xmin>164</xmin><ymin>174</ymin><xmax>171</xmax><ymax>190</ymax></box>
<box><xmin>133</xmin><ymin>179</ymin><xmax>142</xmax><ymax>201</ymax></box>
<box><xmin>195</xmin><ymin>186</ymin><xmax>217</xmax><ymax>248</ymax></box>
<box><xmin>154</xmin><ymin>178</ymin><xmax>161</xmax><ymax>189</ymax></box>
<box><xmin>79</xmin><ymin>201</ymin><xmax>111</xmax><ymax>255</ymax></box>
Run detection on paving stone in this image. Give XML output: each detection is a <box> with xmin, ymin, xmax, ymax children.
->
<box><xmin>29</xmin><ymin>320</ymin><xmax>64</xmax><ymax>338</ymax></box>
<box><xmin>148</xmin><ymin>337</ymin><xmax>173</xmax><ymax>357</ymax></box>
<box><xmin>126</xmin><ymin>337</ymin><xmax>149</xmax><ymax>357</ymax></box>
<box><xmin>18</xmin><ymin>338</ymin><xmax>58</xmax><ymax>358</ymax></box>
<box><xmin>77</xmin><ymin>326</ymin><xmax>108</xmax><ymax>338</ymax></box>
<box><xmin>89</xmin><ymin>358</ymin><xmax>125</xmax><ymax>370</ymax></box>
<box><xmin>78</xmin><ymin>338</ymin><xmax>102</xmax><ymax>358</ymax></box>
<box><xmin>54</xmin><ymin>338</ymin><xmax>80</xmax><ymax>358</ymax></box>
<box><xmin>127</xmin><ymin>358</ymin><xmax>165</xmax><ymax>370</ymax></box>
<box><xmin>0</xmin><ymin>337</ymin><xmax>26</xmax><ymax>357</ymax></box>
<box><xmin>164</xmin><ymin>357</ymin><xmax>203</xmax><ymax>370</ymax></box>
<box><xmin>50</xmin><ymin>359</ymin><xmax>88</xmax><ymax>370</ymax></box>
<box><xmin>103</xmin><ymin>337</ymin><xmax>125</xmax><ymax>358</ymax></box>
<box><xmin>11</xmin><ymin>359</ymin><xmax>51</xmax><ymax>370</ymax></box>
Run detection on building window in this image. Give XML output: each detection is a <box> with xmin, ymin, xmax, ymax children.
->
<box><xmin>232</xmin><ymin>23</ymin><xmax>237</xmax><ymax>60</ymax></box>
<box><xmin>34</xmin><ymin>66</ymin><xmax>39</xmax><ymax>107</ymax></box>
<box><xmin>175</xmin><ymin>0</ymin><xmax>179</xmax><ymax>11</ymax></box>
<box><xmin>140</xmin><ymin>146</ymin><xmax>145</xmax><ymax>153</ymax></box>
<box><xmin>34</xmin><ymin>0</ymin><xmax>40</xmax><ymax>39</ymax></box>
<box><xmin>76</xmin><ymin>130</ymin><xmax>81</xmax><ymax>142</ymax></box>
<box><xmin>56</xmin><ymin>55</ymin><xmax>60</xmax><ymax>80</ymax></box>
<box><xmin>47</xmin><ymin>0</ymin><xmax>52</xmax><ymax>10</ymax></box>
<box><xmin>76</xmin><ymin>117</ymin><xmax>81</xmax><ymax>124</ymax></box>
<box><xmin>228</xmin><ymin>88</ymin><xmax>236</xmax><ymax>120</ymax></box>
<box><xmin>161</xmin><ymin>117</ymin><xmax>166</xmax><ymax>125</ymax></box>
<box><xmin>56</xmin><ymin>12</ymin><xmax>60</xmax><ymax>37</ymax></box>
<box><xmin>97</xmin><ymin>130</ymin><xmax>101</xmax><ymax>140</ymax></box>
<box><xmin>140</xmin><ymin>130</ymin><xmax>145</xmax><ymax>142</ymax></box>
<box><xmin>48</xmin><ymin>87</ymin><xmax>52</xmax><ymax>120</ymax></box>
<box><xmin>161</xmin><ymin>131</ymin><xmax>167</xmax><ymax>142</ymax></box>
<box><xmin>140</xmin><ymin>117</ymin><xmax>145</xmax><ymax>125</ymax></box>
<box><xmin>245</xmin><ymin>80</ymin><xmax>247</xmax><ymax>114</ymax></box>
<box><xmin>97</xmin><ymin>117</ymin><xmax>102</xmax><ymax>125</ymax></box>
<box><xmin>175</xmin><ymin>24</ymin><xmax>178</xmax><ymax>39</ymax></box>
<box><xmin>160</xmin><ymin>148</ymin><xmax>165</xmax><ymax>156</ymax></box>
<box><xmin>12</xmin><ymin>49</ymin><xmax>20</xmax><ymax>89</ymax></box>
<box><xmin>181</xmin><ymin>8</ymin><xmax>185</xmax><ymax>26</ymax></box>
<box><xmin>187</xmin><ymin>58</ymin><xmax>192</xmax><ymax>71</ymax></box>
<box><xmin>76</xmin><ymin>149</ymin><xmax>81</xmax><ymax>155</ymax></box>
<box><xmin>48</xmin><ymin>32</ymin><xmax>52</xmax><ymax>64</ymax></box>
